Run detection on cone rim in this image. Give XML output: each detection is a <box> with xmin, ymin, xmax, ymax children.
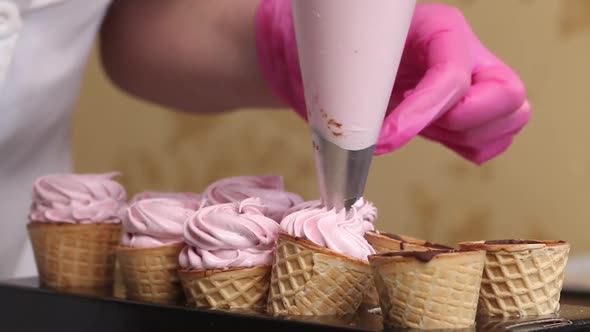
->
<box><xmin>114</xmin><ymin>242</ymin><xmax>185</xmax><ymax>253</ymax></box>
<box><xmin>366</xmin><ymin>230</ymin><xmax>429</xmax><ymax>246</ymax></box>
<box><xmin>178</xmin><ymin>264</ymin><xmax>271</xmax><ymax>278</ymax></box>
<box><xmin>368</xmin><ymin>248</ymin><xmax>485</xmax><ymax>266</ymax></box>
<box><xmin>365</xmin><ymin>230</ymin><xmax>454</xmax><ymax>251</ymax></box>
<box><xmin>27</xmin><ymin>221</ymin><xmax>122</xmax><ymax>230</ymax></box>
<box><xmin>458</xmin><ymin>239</ymin><xmax>569</xmax><ymax>252</ymax></box>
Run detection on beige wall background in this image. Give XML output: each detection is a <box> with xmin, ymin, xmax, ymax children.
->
<box><xmin>73</xmin><ymin>0</ymin><xmax>590</xmax><ymax>254</ymax></box>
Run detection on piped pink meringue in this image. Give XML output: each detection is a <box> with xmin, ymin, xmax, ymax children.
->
<box><xmin>179</xmin><ymin>197</ymin><xmax>280</xmax><ymax>270</ymax></box>
<box><xmin>352</xmin><ymin>197</ymin><xmax>378</xmax><ymax>232</ymax></box>
<box><xmin>130</xmin><ymin>191</ymin><xmax>202</xmax><ymax>210</ymax></box>
<box><xmin>280</xmin><ymin>197</ymin><xmax>378</xmax><ymax>232</ymax></box>
<box><xmin>122</xmin><ymin>198</ymin><xmax>196</xmax><ymax>248</ymax></box>
<box><xmin>29</xmin><ymin>172</ymin><xmax>127</xmax><ymax>223</ymax></box>
<box><xmin>280</xmin><ymin>202</ymin><xmax>375</xmax><ymax>261</ymax></box>
<box><xmin>201</xmin><ymin>175</ymin><xmax>303</xmax><ymax>221</ymax></box>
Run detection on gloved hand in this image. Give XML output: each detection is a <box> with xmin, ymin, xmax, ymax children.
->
<box><xmin>256</xmin><ymin>1</ymin><xmax>530</xmax><ymax>164</ymax></box>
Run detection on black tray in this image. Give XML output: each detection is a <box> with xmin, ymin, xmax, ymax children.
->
<box><xmin>1</xmin><ymin>277</ymin><xmax>590</xmax><ymax>332</ymax></box>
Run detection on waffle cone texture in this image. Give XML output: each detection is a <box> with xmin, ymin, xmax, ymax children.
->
<box><xmin>115</xmin><ymin>243</ymin><xmax>185</xmax><ymax>304</ymax></box>
<box><xmin>267</xmin><ymin>233</ymin><xmax>372</xmax><ymax>316</ymax></box>
<box><xmin>27</xmin><ymin>222</ymin><xmax>121</xmax><ymax>292</ymax></box>
<box><xmin>179</xmin><ymin>265</ymin><xmax>271</xmax><ymax>310</ymax></box>
<box><xmin>362</xmin><ymin>231</ymin><xmax>452</xmax><ymax>308</ymax></box>
<box><xmin>369</xmin><ymin>250</ymin><xmax>485</xmax><ymax>330</ymax></box>
<box><xmin>459</xmin><ymin>240</ymin><xmax>570</xmax><ymax>317</ymax></box>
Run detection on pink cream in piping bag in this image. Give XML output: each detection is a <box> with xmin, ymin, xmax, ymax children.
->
<box><xmin>121</xmin><ymin>198</ymin><xmax>196</xmax><ymax>248</ymax></box>
<box><xmin>292</xmin><ymin>0</ymin><xmax>416</xmax><ymax>211</ymax></box>
<box><xmin>282</xmin><ymin>1</ymin><xmax>412</xmax><ymax>257</ymax></box>
<box><xmin>179</xmin><ymin>197</ymin><xmax>280</xmax><ymax>270</ymax></box>
<box><xmin>29</xmin><ymin>172</ymin><xmax>127</xmax><ymax>223</ymax></box>
<box><xmin>292</xmin><ymin>0</ymin><xmax>416</xmax><ymax>150</ymax></box>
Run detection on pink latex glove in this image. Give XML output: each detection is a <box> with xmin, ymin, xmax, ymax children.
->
<box><xmin>256</xmin><ymin>1</ymin><xmax>530</xmax><ymax>164</ymax></box>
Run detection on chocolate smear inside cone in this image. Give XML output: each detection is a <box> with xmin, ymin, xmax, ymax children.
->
<box><xmin>374</xmin><ymin>249</ymin><xmax>475</xmax><ymax>263</ymax></box>
<box><xmin>483</xmin><ymin>239</ymin><xmax>544</xmax><ymax>245</ymax></box>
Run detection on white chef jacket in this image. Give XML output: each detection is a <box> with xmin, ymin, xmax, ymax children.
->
<box><xmin>0</xmin><ymin>0</ymin><xmax>111</xmax><ymax>279</ymax></box>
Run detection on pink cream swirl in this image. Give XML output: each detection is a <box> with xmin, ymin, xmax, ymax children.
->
<box><xmin>280</xmin><ymin>204</ymin><xmax>376</xmax><ymax>261</ymax></box>
<box><xmin>130</xmin><ymin>191</ymin><xmax>202</xmax><ymax>210</ymax></box>
<box><xmin>352</xmin><ymin>197</ymin><xmax>378</xmax><ymax>232</ymax></box>
<box><xmin>179</xmin><ymin>197</ymin><xmax>280</xmax><ymax>270</ymax></box>
<box><xmin>29</xmin><ymin>172</ymin><xmax>127</xmax><ymax>223</ymax></box>
<box><xmin>202</xmin><ymin>175</ymin><xmax>303</xmax><ymax>221</ymax></box>
<box><xmin>122</xmin><ymin>198</ymin><xmax>195</xmax><ymax>248</ymax></box>
<box><xmin>279</xmin><ymin>199</ymin><xmax>323</xmax><ymax>221</ymax></box>
<box><xmin>280</xmin><ymin>197</ymin><xmax>377</xmax><ymax>232</ymax></box>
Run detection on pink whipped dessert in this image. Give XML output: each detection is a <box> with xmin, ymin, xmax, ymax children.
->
<box><xmin>179</xmin><ymin>197</ymin><xmax>280</xmax><ymax>270</ymax></box>
<box><xmin>201</xmin><ymin>175</ymin><xmax>303</xmax><ymax>222</ymax></box>
<box><xmin>121</xmin><ymin>198</ymin><xmax>196</xmax><ymax>248</ymax></box>
<box><xmin>130</xmin><ymin>191</ymin><xmax>201</xmax><ymax>209</ymax></box>
<box><xmin>280</xmin><ymin>202</ymin><xmax>376</xmax><ymax>261</ymax></box>
<box><xmin>29</xmin><ymin>172</ymin><xmax>127</xmax><ymax>223</ymax></box>
<box><xmin>281</xmin><ymin>197</ymin><xmax>377</xmax><ymax>233</ymax></box>
<box><xmin>352</xmin><ymin>197</ymin><xmax>378</xmax><ymax>232</ymax></box>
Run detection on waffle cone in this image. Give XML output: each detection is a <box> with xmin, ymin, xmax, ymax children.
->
<box><xmin>178</xmin><ymin>265</ymin><xmax>271</xmax><ymax>310</ymax></box>
<box><xmin>459</xmin><ymin>240</ymin><xmax>570</xmax><ymax>317</ymax></box>
<box><xmin>369</xmin><ymin>250</ymin><xmax>485</xmax><ymax>330</ymax></box>
<box><xmin>115</xmin><ymin>243</ymin><xmax>185</xmax><ymax>304</ymax></box>
<box><xmin>267</xmin><ymin>233</ymin><xmax>372</xmax><ymax>316</ymax></box>
<box><xmin>365</xmin><ymin>230</ymin><xmax>453</xmax><ymax>254</ymax></box>
<box><xmin>362</xmin><ymin>231</ymin><xmax>453</xmax><ymax>308</ymax></box>
<box><xmin>360</xmin><ymin>283</ymin><xmax>381</xmax><ymax>309</ymax></box>
<box><xmin>27</xmin><ymin>222</ymin><xmax>121</xmax><ymax>293</ymax></box>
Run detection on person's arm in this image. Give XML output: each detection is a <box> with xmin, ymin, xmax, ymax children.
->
<box><xmin>102</xmin><ymin>0</ymin><xmax>529</xmax><ymax>164</ymax></box>
<box><xmin>100</xmin><ymin>0</ymin><xmax>282</xmax><ymax>113</ymax></box>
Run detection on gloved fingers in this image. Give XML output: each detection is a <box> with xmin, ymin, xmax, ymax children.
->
<box><xmin>422</xmin><ymin>99</ymin><xmax>530</xmax><ymax>148</ymax></box>
<box><xmin>376</xmin><ymin>27</ymin><xmax>472</xmax><ymax>154</ymax></box>
<box><xmin>439</xmin><ymin>135</ymin><xmax>515</xmax><ymax>165</ymax></box>
<box><xmin>435</xmin><ymin>64</ymin><xmax>528</xmax><ymax>131</ymax></box>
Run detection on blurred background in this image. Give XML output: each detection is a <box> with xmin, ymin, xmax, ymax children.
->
<box><xmin>73</xmin><ymin>0</ymin><xmax>589</xmax><ymax>259</ymax></box>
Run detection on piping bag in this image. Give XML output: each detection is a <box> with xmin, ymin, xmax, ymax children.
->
<box><xmin>291</xmin><ymin>0</ymin><xmax>417</xmax><ymax>211</ymax></box>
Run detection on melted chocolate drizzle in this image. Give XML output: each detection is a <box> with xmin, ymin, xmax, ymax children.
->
<box><xmin>381</xmin><ymin>232</ymin><xmax>404</xmax><ymax>241</ymax></box>
<box><xmin>378</xmin><ymin>250</ymin><xmax>454</xmax><ymax>263</ymax></box>
<box><xmin>424</xmin><ymin>241</ymin><xmax>454</xmax><ymax>250</ymax></box>
<box><xmin>379</xmin><ymin>232</ymin><xmax>453</xmax><ymax>250</ymax></box>
<box><xmin>484</xmin><ymin>239</ymin><xmax>543</xmax><ymax>245</ymax></box>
